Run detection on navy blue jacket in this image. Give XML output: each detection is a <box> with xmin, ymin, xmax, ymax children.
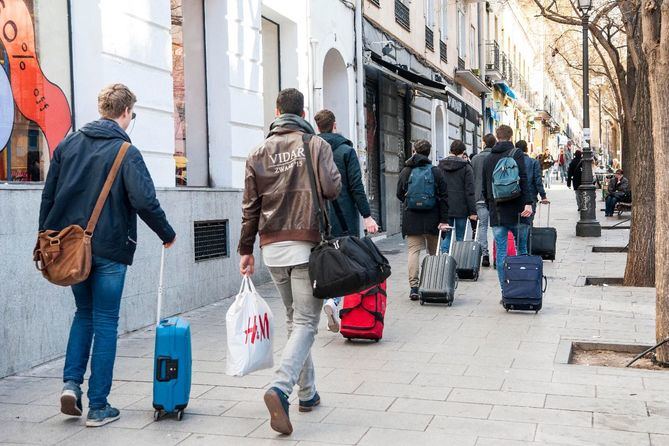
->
<box><xmin>39</xmin><ymin>119</ymin><xmax>175</xmax><ymax>265</ymax></box>
<box><xmin>320</xmin><ymin>133</ymin><xmax>371</xmax><ymax>237</ymax></box>
<box><xmin>523</xmin><ymin>154</ymin><xmax>546</xmax><ymax>202</ymax></box>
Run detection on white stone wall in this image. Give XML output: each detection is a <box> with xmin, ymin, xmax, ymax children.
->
<box><xmin>70</xmin><ymin>0</ymin><xmax>176</xmax><ymax>187</ymax></box>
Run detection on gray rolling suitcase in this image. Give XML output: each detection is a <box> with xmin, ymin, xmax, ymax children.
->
<box><xmin>451</xmin><ymin>221</ymin><xmax>482</xmax><ymax>281</ymax></box>
<box><xmin>418</xmin><ymin>230</ymin><xmax>458</xmax><ymax>306</ymax></box>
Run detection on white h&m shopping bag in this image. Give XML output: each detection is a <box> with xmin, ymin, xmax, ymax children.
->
<box><xmin>226</xmin><ymin>276</ymin><xmax>274</xmax><ymax>376</ymax></box>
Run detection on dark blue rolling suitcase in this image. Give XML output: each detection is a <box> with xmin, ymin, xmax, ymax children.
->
<box><xmin>501</xmin><ymin>254</ymin><xmax>547</xmax><ymax>313</ymax></box>
<box><xmin>153</xmin><ymin>247</ymin><xmax>192</xmax><ymax>421</ymax></box>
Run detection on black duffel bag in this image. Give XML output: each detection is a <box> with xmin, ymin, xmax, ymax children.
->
<box><xmin>302</xmin><ymin>134</ymin><xmax>391</xmax><ymax>299</ymax></box>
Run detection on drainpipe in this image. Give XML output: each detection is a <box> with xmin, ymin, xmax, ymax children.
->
<box><xmin>354</xmin><ymin>0</ymin><xmax>366</xmax><ymax>154</ymax></box>
<box><xmin>478</xmin><ymin>0</ymin><xmax>487</xmax><ymax>134</ymax></box>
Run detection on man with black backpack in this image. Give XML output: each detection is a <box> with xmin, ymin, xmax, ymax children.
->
<box><xmin>481</xmin><ymin>125</ymin><xmax>533</xmax><ymax>289</ymax></box>
<box><xmin>396</xmin><ymin>139</ymin><xmax>450</xmax><ymax>301</ymax></box>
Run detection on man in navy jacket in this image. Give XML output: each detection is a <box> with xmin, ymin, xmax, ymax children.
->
<box><xmin>39</xmin><ymin>84</ymin><xmax>175</xmax><ymax>427</ymax></box>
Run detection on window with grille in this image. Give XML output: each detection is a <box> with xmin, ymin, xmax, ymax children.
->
<box><xmin>425</xmin><ymin>27</ymin><xmax>434</xmax><ymax>51</ymax></box>
<box><xmin>369</xmin><ymin>0</ymin><xmax>380</xmax><ymax>6</ymax></box>
<box><xmin>194</xmin><ymin>220</ymin><xmax>229</xmax><ymax>261</ymax></box>
<box><xmin>395</xmin><ymin>0</ymin><xmax>410</xmax><ymax>31</ymax></box>
<box><xmin>440</xmin><ymin>40</ymin><xmax>448</xmax><ymax>62</ymax></box>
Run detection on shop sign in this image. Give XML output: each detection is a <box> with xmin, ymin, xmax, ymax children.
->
<box><xmin>465</xmin><ymin>105</ymin><xmax>480</xmax><ymax>123</ymax></box>
<box><xmin>446</xmin><ymin>92</ymin><xmax>465</xmax><ymax>116</ymax></box>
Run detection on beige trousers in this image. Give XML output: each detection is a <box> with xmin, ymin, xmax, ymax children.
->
<box><xmin>407</xmin><ymin>234</ymin><xmax>439</xmax><ymax>288</ymax></box>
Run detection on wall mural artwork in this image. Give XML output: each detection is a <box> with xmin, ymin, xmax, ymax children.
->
<box><xmin>0</xmin><ymin>0</ymin><xmax>72</xmax><ymax>159</ymax></box>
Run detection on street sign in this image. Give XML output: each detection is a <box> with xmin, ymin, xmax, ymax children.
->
<box><xmin>583</xmin><ymin>128</ymin><xmax>591</xmax><ymax>139</ymax></box>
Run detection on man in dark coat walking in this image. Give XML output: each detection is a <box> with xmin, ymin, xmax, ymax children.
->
<box><xmin>481</xmin><ymin>125</ymin><xmax>533</xmax><ymax>289</ymax></box>
<box><xmin>567</xmin><ymin>149</ymin><xmax>584</xmax><ymax>210</ymax></box>
<box><xmin>438</xmin><ymin>140</ymin><xmax>477</xmax><ymax>253</ymax></box>
<box><xmin>39</xmin><ymin>84</ymin><xmax>176</xmax><ymax>427</ymax></box>
<box><xmin>313</xmin><ymin>109</ymin><xmax>378</xmax><ymax>333</ymax></box>
<box><xmin>314</xmin><ymin>110</ymin><xmax>378</xmax><ymax>237</ymax></box>
<box><xmin>397</xmin><ymin>140</ymin><xmax>449</xmax><ymax>300</ymax></box>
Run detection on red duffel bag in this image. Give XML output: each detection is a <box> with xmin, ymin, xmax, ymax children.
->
<box><xmin>339</xmin><ymin>281</ymin><xmax>387</xmax><ymax>342</ymax></box>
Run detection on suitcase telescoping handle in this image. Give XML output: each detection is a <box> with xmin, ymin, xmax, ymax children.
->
<box><xmin>536</xmin><ymin>202</ymin><xmax>551</xmax><ymax>228</ymax></box>
<box><xmin>156</xmin><ymin>246</ymin><xmax>165</xmax><ymax>326</ymax></box>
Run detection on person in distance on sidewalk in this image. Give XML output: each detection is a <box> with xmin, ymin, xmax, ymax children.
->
<box><xmin>239</xmin><ymin>88</ymin><xmax>341</xmax><ymax>435</ymax></box>
<box><xmin>396</xmin><ymin>139</ymin><xmax>450</xmax><ymax>301</ymax></box>
<box><xmin>313</xmin><ymin>109</ymin><xmax>379</xmax><ymax>333</ymax></box>
<box><xmin>471</xmin><ymin>133</ymin><xmax>496</xmax><ymax>267</ymax></box>
<box><xmin>516</xmin><ymin>140</ymin><xmax>549</xmax><ymax>254</ymax></box>
<box><xmin>39</xmin><ymin>84</ymin><xmax>176</xmax><ymax>427</ymax></box>
<box><xmin>481</xmin><ymin>125</ymin><xmax>533</xmax><ymax>290</ymax></box>
<box><xmin>438</xmin><ymin>139</ymin><xmax>477</xmax><ymax>254</ymax></box>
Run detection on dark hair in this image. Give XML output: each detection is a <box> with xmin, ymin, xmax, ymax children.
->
<box><xmin>483</xmin><ymin>133</ymin><xmax>497</xmax><ymax>148</ymax></box>
<box><xmin>515</xmin><ymin>140</ymin><xmax>528</xmax><ymax>153</ymax></box>
<box><xmin>575</xmin><ymin>149</ymin><xmax>582</xmax><ymax>157</ymax></box>
<box><xmin>495</xmin><ymin>125</ymin><xmax>513</xmax><ymax>141</ymax></box>
<box><xmin>414</xmin><ymin>139</ymin><xmax>431</xmax><ymax>156</ymax></box>
<box><xmin>276</xmin><ymin>88</ymin><xmax>304</xmax><ymax>115</ymax></box>
<box><xmin>615</xmin><ymin>169</ymin><xmax>624</xmax><ymax>175</ymax></box>
<box><xmin>450</xmin><ymin>140</ymin><xmax>466</xmax><ymax>155</ymax></box>
<box><xmin>314</xmin><ymin>109</ymin><xmax>336</xmax><ymax>133</ymax></box>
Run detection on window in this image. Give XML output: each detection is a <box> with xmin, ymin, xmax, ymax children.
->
<box><xmin>171</xmin><ymin>0</ymin><xmax>208</xmax><ymax>187</ymax></box>
<box><xmin>395</xmin><ymin>0</ymin><xmax>410</xmax><ymax>31</ymax></box>
<box><xmin>457</xmin><ymin>5</ymin><xmax>466</xmax><ymax>60</ymax></box>
<box><xmin>469</xmin><ymin>25</ymin><xmax>477</xmax><ymax>69</ymax></box>
<box><xmin>0</xmin><ymin>0</ymin><xmax>73</xmax><ymax>182</ymax></box>
<box><xmin>440</xmin><ymin>0</ymin><xmax>448</xmax><ymax>42</ymax></box>
<box><xmin>425</xmin><ymin>0</ymin><xmax>435</xmax><ymax>28</ymax></box>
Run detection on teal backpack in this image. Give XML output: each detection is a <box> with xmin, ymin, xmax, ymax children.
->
<box><xmin>406</xmin><ymin>164</ymin><xmax>436</xmax><ymax>210</ymax></box>
<box><xmin>492</xmin><ymin>148</ymin><xmax>522</xmax><ymax>203</ymax></box>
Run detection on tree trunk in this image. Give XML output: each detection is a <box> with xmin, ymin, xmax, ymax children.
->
<box><xmin>642</xmin><ymin>0</ymin><xmax>669</xmax><ymax>363</ymax></box>
<box><xmin>623</xmin><ymin>61</ymin><xmax>656</xmax><ymax>287</ymax></box>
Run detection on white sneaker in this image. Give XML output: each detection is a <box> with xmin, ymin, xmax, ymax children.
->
<box><xmin>323</xmin><ymin>299</ymin><xmax>340</xmax><ymax>333</ymax></box>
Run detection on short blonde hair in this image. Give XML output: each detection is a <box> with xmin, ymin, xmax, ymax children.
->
<box><xmin>98</xmin><ymin>84</ymin><xmax>137</xmax><ymax>119</ymax></box>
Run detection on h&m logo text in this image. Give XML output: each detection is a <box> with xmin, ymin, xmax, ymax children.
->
<box><xmin>244</xmin><ymin>313</ymin><xmax>270</xmax><ymax>344</ymax></box>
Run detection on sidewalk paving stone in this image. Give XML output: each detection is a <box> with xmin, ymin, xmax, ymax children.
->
<box><xmin>2</xmin><ymin>186</ymin><xmax>668</xmax><ymax>444</ymax></box>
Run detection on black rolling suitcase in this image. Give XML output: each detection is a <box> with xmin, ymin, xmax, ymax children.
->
<box><xmin>418</xmin><ymin>230</ymin><xmax>458</xmax><ymax>306</ymax></box>
<box><xmin>530</xmin><ymin>203</ymin><xmax>557</xmax><ymax>261</ymax></box>
<box><xmin>451</xmin><ymin>220</ymin><xmax>482</xmax><ymax>281</ymax></box>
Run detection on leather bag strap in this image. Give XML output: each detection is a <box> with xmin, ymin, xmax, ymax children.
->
<box><xmin>302</xmin><ymin>134</ymin><xmax>328</xmax><ymax>239</ymax></box>
<box><xmin>85</xmin><ymin>142</ymin><xmax>131</xmax><ymax>235</ymax></box>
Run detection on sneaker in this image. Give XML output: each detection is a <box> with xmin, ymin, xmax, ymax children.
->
<box><xmin>60</xmin><ymin>381</ymin><xmax>82</xmax><ymax>417</ymax></box>
<box><xmin>299</xmin><ymin>392</ymin><xmax>321</xmax><ymax>412</ymax></box>
<box><xmin>264</xmin><ymin>387</ymin><xmax>292</xmax><ymax>435</ymax></box>
<box><xmin>86</xmin><ymin>404</ymin><xmax>120</xmax><ymax>427</ymax></box>
<box><xmin>409</xmin><ymin>287</ymin><xmax>420</xmax><ymax>301</ymax></box>
<box><xmin>323</xmin><ymin>299</ymin><xmax>340</xmax><ymax>333</ymax></box>
<box><xmin>482</xmin><ymin>255</ymin><xmax>490</xmax><ymax>268</ymax></box>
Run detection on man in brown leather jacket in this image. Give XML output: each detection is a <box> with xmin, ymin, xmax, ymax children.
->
<box><xmin>238</xmin><ymin>88</ymin><xmax>341</xmax><ymax>435</ymax></box>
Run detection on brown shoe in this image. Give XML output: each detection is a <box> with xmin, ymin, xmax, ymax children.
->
<box><xmin>264</xmin><ymin>387</ymin><xmax>293</xmax><ymax>435</ymax></box>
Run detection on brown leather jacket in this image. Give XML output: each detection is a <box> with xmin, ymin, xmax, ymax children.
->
<box><xmin>238</xmin><ymin>123</ymin><xmax>342</xmax><ymax>255</ymax></box>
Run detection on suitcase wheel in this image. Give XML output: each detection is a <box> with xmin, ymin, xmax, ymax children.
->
<box><xmin>374</xmin><ymin>338</ymin><xmax>380</xmax><ymax>343</ymax></box>
<box><xmin>177</xmin><ymin>409</ymin><xmax>184</xmax><ymax>421</ymax></box>
<box><xmin>419</xmin><ymin>299</ymin><xmax>425</xmax><ymax>306</ymax></box>
<box><xmin>447</xmin><ymin>302</ymin><xmax>453</xmax><ymax>307</ymax></box>
<box><xmin>153</xmin><ymin>410</ymin><xmax>161</xmax><ymax>422</ymax></box>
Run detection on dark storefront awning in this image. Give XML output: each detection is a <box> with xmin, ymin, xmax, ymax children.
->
<box><xmin>369</xmin><ymin>52</ymin><xmax>447</xmax><ymax>91</ymax></box>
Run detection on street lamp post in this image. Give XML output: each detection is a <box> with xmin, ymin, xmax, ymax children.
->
<box><xmin>575</xmin><ymin>0</ymin><xmax>601</xmax><ymax>237</ymax></box>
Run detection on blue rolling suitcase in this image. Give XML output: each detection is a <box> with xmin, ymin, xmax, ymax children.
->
<box><xmin>153</xmin><ymin>247</ymin><xmax>192</xmax><ymax>421</ymax></box>
<box><xmin>501</xmin><ymin>254</ymin><xmax>547</xmax><ymax>313</ymax></box>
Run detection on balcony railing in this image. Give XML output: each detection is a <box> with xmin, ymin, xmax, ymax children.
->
<box><xmin>425</xmin><ymin>26</ymin><xmax>434</xmax><ymax>52</ymax></box>
<box><xmin>440</xmin><ymin>40</ymin><xmax>448</xmax><ymax>63</ymax></box>
<box><xmin>458</xmin><ymin>57</ymin><xmax>465</xmax><ymax>70</ymax></box>
<box><xmin>395</xmin><ymin>0</ymin><xmax>410</xmax><ymax>31</ymax></box>
<box><xmin>485</xmin><ymin>41</ymin><xmax>501</xmax><ymax>73</ymax></box>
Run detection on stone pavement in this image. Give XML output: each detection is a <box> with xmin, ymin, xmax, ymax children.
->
<box><xmin>1</xmin><ymin>185</ymin><xmax>665</xmax><ymax>446</ymax></box>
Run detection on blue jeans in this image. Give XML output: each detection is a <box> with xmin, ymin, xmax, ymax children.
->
<box><xmin>492</xmin><ymin>225</ymin><xmax>528</xmax><ymax>288</ymax></box>
<box><xmin>605</xmin><ymin>195</ymin><xmax>619</xmax><ymax>216</ymax></box>
<box><xmin>441</xmin><ymin>218</ymin><xmax>467</xmax><ymax>254</ymax></box>
<box><xmin>63</xmin><ymin>256</ymin><xmax>127</xmax><ymax>410</ymax></box>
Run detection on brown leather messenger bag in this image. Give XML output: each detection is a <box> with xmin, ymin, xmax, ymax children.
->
<box><xmin>33</xmin><ymin>142</ymin><xmax>131</xmax><ymax>286</ymax></box>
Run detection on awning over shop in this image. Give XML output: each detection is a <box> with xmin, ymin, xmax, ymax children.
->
<box><xmin>370</xmin><ymin>52</ymin><xmax>447</xmax><ymax>90</ymax></box>
<box><xmin>495</xmin><ymin>83</ymin><xmax>517</xmax><ymax>100</ymax></box>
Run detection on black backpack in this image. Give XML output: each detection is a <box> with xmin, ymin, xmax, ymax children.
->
<box><xmin>302</xmin><ymin>134</ymin><xmax>391</xmax><ymax>299</ymax></box>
